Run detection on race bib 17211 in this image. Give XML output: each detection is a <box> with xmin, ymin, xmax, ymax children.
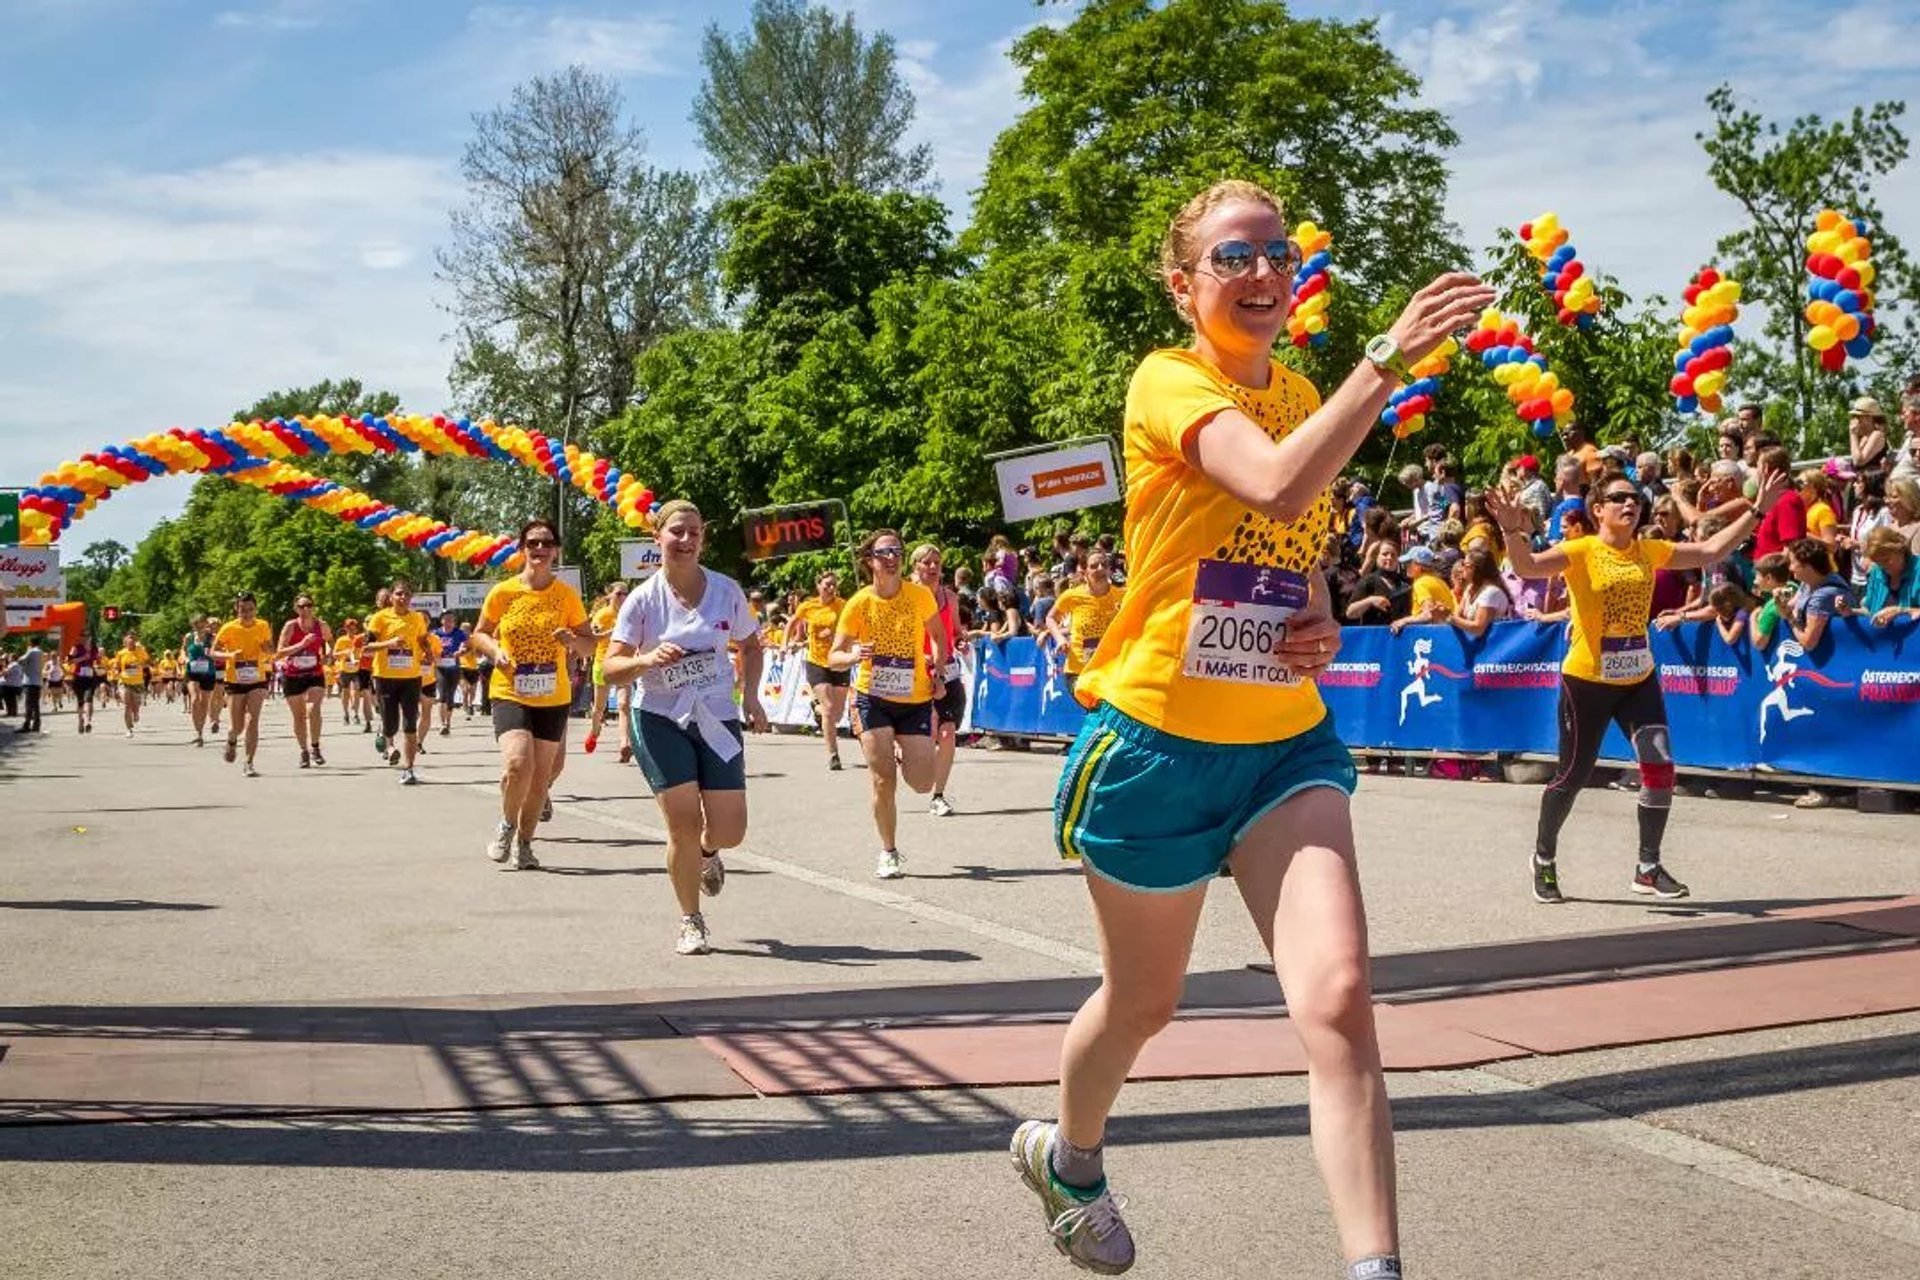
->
<box><xmin>513</xmin><ymin>662</ymin><xmax>558</xmax><ymax>699</ymax></box>
<box><xmin>1181</xmin><ymin>560</ymin><xmax>1309</xmax><ymax>687</ymax></box>
<box><xmin>1600</xmin><ymin>635</ymin><xmax>1653</xmax><ymax>682</ymax></box>
<box><xmin>868</xmin><ymin>655</ymin><xmax>916</xmax><ymax>699</ymax></box>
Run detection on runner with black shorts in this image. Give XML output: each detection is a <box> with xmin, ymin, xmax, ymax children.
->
<box><xmin>472</xmin><ymin>519</ymin><xmax>595</xmax><ymax>871</ymax></box>
<box><xmin>431</xmin><ymin>610</ymin><xmax>468</xmax><ymax>737</ymax></box>
<box><xmin>180</xmin><ymin>616</ymin><xmax>219</xmax><ymax>746</ymax></box>
<box><xmin>333</xmin><ymin>618</ymin><xmax>366</xmax><ymax>728</ymax></box>
<box><xmin>603</xmin><ymin>500</ymin><xmax>769</xmax><ymax>955</ymax></box>
<box><xmin>364</xmin><ymin>580</ymin><xmax>428</xmax><ymax>784</ymax></box>
<box><xmin>830</xmin><ymin>529</ymin><xmax>951</xmax><ymax>880</ymax></box>
<box><xmin>213</xmin><ymin>594</ymin><xmax>273</xmax><ymax>777</ymax></box>
<box><xmin>792</xmin><ymin>570</ymin><xmax>849</xmax><ymax>769</ymax></box>
<box><xmin>276</xmin><ymin>595</ymin><xmax>333</xmax><ymax>768</ymax></box>
<box><xmin>112</xmin><ymin>632</ymin><xmax>150</xmax><ymax>737</ymax></box>
<box><xmin>911</xmin><ymin>544</ymin><xmax>968</xmax><ymax>817</ymax></box>
<box><xmin>67</xmin><ymin>639</ymin><xmax>100</xmax><ymax>734</ymax></box>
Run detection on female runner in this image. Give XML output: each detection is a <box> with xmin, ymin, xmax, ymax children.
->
<box><xmin>277</xmin><ymin>595</ymin><xmax>333</xmax><ymax>767</ymax></box>
<box><xmin>582</xmin><ymin>582</ymin><xmax>628</xmax><ymax>755</ymax></box>
<box><xmin>67</xmin><ymin>637</ymin><xmax>100</xmax><ymax>735</ymax></box>
<box><xmin>1009</xmin><ymin>179</ymin><xmax>1492</xmax><ymax>1280</ymax></box>
<box><xmin>829</xmin><ymin>530</ymin><xmax>949</xmax><ymax>880</ymax></box>
<box><xmin>602</xmin><ymin>501</ymin><xmax>769</xmax><ymax>955</ymax></box>
<box><xmin>1490</xmin><ymin>471</ymin><xmax>1783</xmax><ymax>903</ymax></box>
<box><xmin>333</xmin><ymin>618</ymin><xmax>365</xmax><ymax>727</ymax></box>
<box><xmin>792</xmin><ymin>570</ymin><xmax>850</xmax><ymax>770</ymax></box>
<box><xmin>364</xmin><ymin>581</ymin><xmax>428</xmax><ymax>784</ymax></box>
<box><xmin>113</xmin><ymin>631</ymin><xmax>150</xmax><ymax>737</ymax></box>
<box><xmin>181</xmin><ymin>615</ymin><xmax>219</xmax><ymax>746</ymax></box>
<box><xmin>472</xmin><ymin>520</ymin><xmax>596</xmax><ymax>870</ymax></box>
<box><xmin>910</xmin><ymin>544</ymin><xmax>967</xmax><ymax>816</ymax></box>
<box><xmin>213</xmin><ymin>593</ymin><xmax>274</xmax><ymax>776</ymax></box>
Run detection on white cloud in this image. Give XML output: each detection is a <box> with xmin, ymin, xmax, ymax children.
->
<box><xmin>213</xmin><ymin>3</ymin><xmax>325</xmax><ymax>32</ymax></box>
<box><xmin>448</xmin><ymin>6</ymin><xmax>681</xmax><ymax>84</ymax></box>
<box><xmin>896</xmin><ymin>24</ymin><xmax>1041</xmax><ymax>219</ymax></box>
<box><xmin>0</xmin><ymin>152</ymin><xmax>456</xmax><ymax>553</ymax></box>
<box><xmin>1394</xmin><ymin>3</ymin><xmax>1541</xmax><ymax>109</ymax></box>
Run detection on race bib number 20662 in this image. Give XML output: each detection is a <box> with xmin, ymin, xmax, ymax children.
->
<box><xmin>1181</xmin><ymin>559</ymin><xmax>1309</xmax><ymax>687</ymax></box>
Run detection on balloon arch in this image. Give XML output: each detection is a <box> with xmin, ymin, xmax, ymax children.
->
<box><xmin>17</xmin><ymin>414</ymin><xmax>655</xmax><ymax>571</ymax></box>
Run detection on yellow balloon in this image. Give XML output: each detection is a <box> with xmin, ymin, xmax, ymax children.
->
<box><xmin>1303</xmin><ymin>312</ymin><xmax>1327</xmax><ymax>334</ymax></box>
<box><xmin>1807</xmin><ymin>325</ymin><xmax>1838</xmax><ymax>351</ymax></box>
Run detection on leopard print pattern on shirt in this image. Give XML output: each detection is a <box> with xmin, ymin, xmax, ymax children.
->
<box><xmin>1210</xmin><ymin>373</ymin><xmax>1332</xmax><ymax>571</ymax></box>
<box><xmin>1586</xmin><ymin>541</ymin><xmax>1658</xmax><ymax>636</ymax></box>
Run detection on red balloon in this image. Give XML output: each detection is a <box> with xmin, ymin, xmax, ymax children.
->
<box><xmin>1837</xmin><ymin>266</ymin><xmax>1862</xmax><ymax>290</ymax></box>
<box><xmin>1465</xmin><ymin>329</ymin><xmax>1495</xmax><ymax>353</ymax></box>
<box><xmin>1682</xmin><ymin>284</ymin><xmax>1702</xmax><ymax>305</ymax></box>
<box><xmin>1698</xmin><ymin>268</ymin><xmax>1720</xmax><ymax>287</ymax></box>
<box><xmin>1519</xmin><ymin>222</ymin><xmax>1534</xmax><ymax>241</ymax></box>
<box><xmin>1670</xmin><ymin>374</ymin><xmax>1695</xmax><ymax>397</ymax></box>
<box><xmin>1697</xmin><ymin>346</ymin><xmax>1733</xmax><ymax>372</ymax></box>
<box><xmin>1821</xmin><ymin>343</ymin><xmax>1847</xmax><ymax>372</ymax></box>
<box><xmin>1401</xmin><ymin>394</ymin><xmax>1433</xmax><ymax>417</ymax></box>
<box><xmin>1560</xmin><ymin>261</ymin><xmax>1585</xmax><ymax>283</ymax></box>
<box><xmin>1295</xmin><ymin>273</ymin><xmax>1328</xmax><ymax>301</ymax></box>
<box><xmin>1556</xmin><ymin>307</ymin><xmax>1576</xmax><ymax>326</ymax></box>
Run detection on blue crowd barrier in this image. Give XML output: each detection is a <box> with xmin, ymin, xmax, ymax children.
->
<box><xmin>970</xmin><ymin>619</ymin><xmax>1920</xmax><ymax>786</ymax></box>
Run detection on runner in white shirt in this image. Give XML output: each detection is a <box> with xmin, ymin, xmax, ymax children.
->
<box><xmin>601</xmin><ymin>499</ymin><xmax>770</xmax><ymax>956</ymax></box>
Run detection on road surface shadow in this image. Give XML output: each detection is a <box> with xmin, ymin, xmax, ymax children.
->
<box><xmin>0</xmin><ymin>899</ymin><xmax>218</xmax><ymax>912</ymax></box>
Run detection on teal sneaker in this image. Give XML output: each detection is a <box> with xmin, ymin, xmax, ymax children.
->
<box><xmin>1010</xmin><ymin>1120</ymin><xmax>1135</xmax><ymax>1274</ymax></box>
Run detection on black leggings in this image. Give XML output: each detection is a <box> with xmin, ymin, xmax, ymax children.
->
<box><xmin>375</xmin><ymin>677</ymin><xmax>421</xmax><ymax>739</ymax></box>
<box><xmin>1536</xmin><ymin>673</ymin><xmax>1674</xmax><ymax>864</ymax></box>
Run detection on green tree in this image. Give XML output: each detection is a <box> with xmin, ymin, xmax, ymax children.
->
<box><xmin>693</xmin><ymin>0</ymin><xmax>931</xmax><ymax>194</ymax></box>
<box><xmin>1700</xmin><ymin>85</ymin><xmax>1913</xmax><ymax>452</ymax></box>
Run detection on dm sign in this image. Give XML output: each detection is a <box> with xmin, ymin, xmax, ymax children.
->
<box><xmin>743</xmin><ymin>502</ymin><xmax>839</xmax><ymax>562</ymax></box>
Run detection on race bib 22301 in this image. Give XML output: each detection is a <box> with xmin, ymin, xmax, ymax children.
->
<box><xmin>1181</xmin><ymin>560</ymin><xmax>1308</xmax><ymax>687</ymax></box>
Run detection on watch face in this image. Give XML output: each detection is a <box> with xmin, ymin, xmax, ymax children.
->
<box><xmin>1366</xmin><ymin>334</ymin><xmax>1397</xmax><ymax>361</ymax></box>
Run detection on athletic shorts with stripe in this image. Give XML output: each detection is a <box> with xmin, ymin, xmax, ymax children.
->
<box><xmin>1053</xmin><ymin>700</ymin><xmax>1357</xmax><ymax>894</ymax></box>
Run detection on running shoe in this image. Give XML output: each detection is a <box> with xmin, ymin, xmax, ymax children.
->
<box><xmin>540</xmin><ymin>796</ymin><xmax>553</xmax><ymax>823</ymax></box>
<box><xmin>583</xmin><ymin>734</ymin><xmax>599</xmax><ymax>754</ymax></box>
<box><xmin>440</xmin><ymin>725</ymin><xmax>450</xmax><ymax>737</ymax></box>
<box><xmin>387</xmin><ymin>749</ymin><xmax>401</xmax><ymax>766</ymax></box>
<box><xmin>1793</xmin><ymin>789</ymin><xmax>1832</xmax><ymax>809</ymax></box>
<box><xmin>929</xmin><ymin>794</ymin><xmax>954</xmax><ymax>818</ymax></box>
<box><xmin>1009</xmin><ymin>1120</ymin><xmax>1135</xmax><ymax>1275</ymax></box>
<box><xmin>828</xmin><ymin>754</ymin><xmax>842</xmax><ymax>771</ymax></box>
<box><xmin>399</xmin><ymin>768</ymin><xmax>419</xmax><ymax>786</ymax></box>
<box><xmin>1532</xmin><ymin>858</ymin><xmax>1565</xmax><ymax>905</ymax></box>
<box><xmin>618</xmin><ymin>744</ymin><xmax>632</xmax><ymax>764</ymax></box>
<box><xmin>875</xmin><ymin>849</ymin><xmax>904</xmax><ymax>880</ymax></box>
<box><xmin>311</xmin><ymin>748</ymin><xmax>326</xmax><ymax>766</ymax></box>
<box><xmin>700</xmin><ymin>852</ymin><xmax>726</xmax><ymax>897</ymax></box>
<box><xmin>505</xmin><ymin>839</ymin><xmax>541</xmax><ymax>872</ymax></box>
<box><xmin>1631</xmin><ymin>865</ymin><xmax>1690</xmax><ymax>899</ymax></box>
<box><xmin>486</xmin><ymin>820</ymin><xmax>514</xmax><ymax>864</ymax></box>
<box><xmin>242</xmin><ymin>762</ymin><xmax>258</xmax><ymax>778</ymax></box>
<box><xmin>193</xmin><ymin>735</ymin><xmax>204</xmax><ymax>748</ymax></box>
<box><xmin>676</xmin><ymin>913</ymin><xmax>711</xmax><ymax>956</ymax></box>
<box><xmin>361</xmin><ymin>721</ymin><xmax>371</xmax><ymax>734</ymax></box>
<box><xmin>224</xmin><ymin>740</ymin><xmax>237</xmax><ymax>764</ymax></box>
<box><xmin>300</xmin><ymin>750</ymin><xmax>312</xmax><ymax>769</ymax></box>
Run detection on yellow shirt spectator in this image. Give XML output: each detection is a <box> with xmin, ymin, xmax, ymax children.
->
<box><xmin>1050</xmin><ymin>583</ymin><xmax>1126</xmax><ymax>675</ymax></box>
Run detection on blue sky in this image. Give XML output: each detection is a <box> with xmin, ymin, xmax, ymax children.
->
<box><xmin>3</xmin><ymin>0</ymin><xmax>1917</xmax><ymax>555</ymax></box>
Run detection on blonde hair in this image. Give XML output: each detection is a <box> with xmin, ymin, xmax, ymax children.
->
<box><xmin>648</xmin><ymin>498</ymin><xmax>703</xmax><ymax>533</ymax></box>
<box><xmin>910</xmin><ymin>543</ymin><xmax>943</xmax><ymax>568</ymax></box>
<box><xmin>1160</xmin><ymin>179</ymin><xmax>1287</xmax><ymax>320</ymax></box>
<box><xmin>1863</xmin><ymin>524</ymin><xmax>1909</xmax><ymax>560</ymax></box>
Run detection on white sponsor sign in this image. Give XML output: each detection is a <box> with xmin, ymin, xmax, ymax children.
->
<box><xmin>410</xmin><ymin>593</ymin><xmax>446</xmax><ymax>619</ymax></box>
<box><xmin>1</xmin><ymin>546</ymin><xmax>63</xmax><ymax>627</ymax></box>
<box><xmin>994</xmin><ymin>440</ymin><xmax>1121</xmax><ymax>522</ymax></box>
<box><xmin>556</xmin><ymin>565</ymin><xmax>583</xmax><ymax>599</ymax></box>
<box><xmin>447</xmin><ymin>580</ymin><xmax>493</xmax><ymax>612</ymax></box>
<box><xmin>618</xmin><ymin>539</ymin><xmax>663</xmax><ymax>581</ymax></box>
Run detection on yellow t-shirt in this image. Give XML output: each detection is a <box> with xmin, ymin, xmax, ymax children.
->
<box><xmin>794</xmin><ymin>597</ymin><xmax>846</xmax><ymax>667</ymax></box>
<box><xmin>837</xmin><ymin>582</ymin><xmax>940</xmax><ymax>702</ymax></box>
<box><xmin>1807</xmin><ymin>501</ymin><xmax>1837</xmax><ymax>537</ymax></box>
<box><xmin>1559</xmin><ymin>535</ymin><xmax>1676</xmax><ymax>684</ymax></box>
<box><xmin>365</xmin><ymin>608</ymin><xmax>428</xmax><ymax>681</ymax></box>
<box><xmin>214</xmin><ymin>619</ymin><xmax>273</xmax><ymax>684</ymax></box>
<box><xmin>1410</xmin><ymin>574</ymin><xmax>1459</xmax><ymax>617</ymax></box>
<box><xmin>116</xmin><ymin>646</ymin><xmax>148</xmax><ymax>686</ymax></box>
<box><xmin>1052</xmin><ymin>584</ymin><xmax>1125</xmax><ymax>674</ymax></box>
<box><xmin>482</xmin><ymin>577</ymin><xmax>588</xmax><ymax>708</ymax></box>
<box><xmin>1074</xmin><ymin>349</ymin><xmax>1332</xmax><ymax>744</ymax></box>
<box><xmin>333</xmin><ymin>634</ymin><xmax>361</xmax><ymax>673</ymax></box>
<box><xmin>420</xmin><ymin>631</ymin><xmax>442</xmax><ymax>686</ymax></box>
<box><xmin>156</xmin><ymin>655</ymin><xmax>177</xmax><ymax>681</ymax></box>
<box><xmin>590</xmin><ymin>603</ymin><xmax>618</xmax><ymax>662</ymax></box>
<box><xmin>458</xmin><ymin>642</ymin><xmax>479</xmax><ymax>671</ymax></box>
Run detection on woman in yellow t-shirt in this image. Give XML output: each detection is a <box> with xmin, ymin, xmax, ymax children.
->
<box><xmin>471</xmin><ymin>519</ymin><xmax>595</xmax><ymax>870</ymax></box>
<box><xmin>1009</xmin><ymin>180</ymin><xmax>1494</xmax><ymax>1277</ymax></box>
<box><xmin>1044</xmin><ymin>550</ymin><xmax>1125</xmax><ymax>698</ymax></box>
<box><xmin>582</xmin><ymin>581</ymin><xmax>629</xmax><ymax>758</ymax></box>
<box><xmin>333</xmin><ymin>620</ymin><xmax>366</xmax><ymax>729</ymax></box>
<box><xmin>363</xmin><ymin>580</ymin><xmax>430</xmax><ymax>783</ymax></box>
<box><xmin>113</xmin><ymin>632</ymin><xmax>149</xmax><ymax>736</ymax></box>
<box><xmin>212</xmin><ymin>592</ymin><xmax>275</xmax><ymax>776</ymax></box>
<box><xmin>792</xmin><ymin>570</ymin><xmax>849</xmax><ymax>770</ymax></box>
<box><xmin>1493</xmin><ymin>469</ymin><xmax>1784</xmax><ymax>905</ymax></box>
<box><xmin>829</xmin><ymin>530</ymin><xmax>949</xmax><ymax>880</ymax></box>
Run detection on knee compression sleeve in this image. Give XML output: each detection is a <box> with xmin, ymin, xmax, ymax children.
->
<box><xmin>1633</xmin><ymin>724</ymin><xmax>1675</xmax><ymax>805</ymax></box>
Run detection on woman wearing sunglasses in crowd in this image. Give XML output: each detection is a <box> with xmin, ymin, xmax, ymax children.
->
<box><xmin>1490</xmin><ymin>468</ymin><xmax>1786</xmax><ymax>907</ymax></box>
<box><xmin>472</xmin><ymin>520</ymin><xmax>595</xmax><ymax>872</ymax></box>
<box><xmin>277</xmin><ymin>595</ymin><xmax>334</xmax><ymax>768</ymax></box>
<box><xmin>1009</xmin><ymin>178</ymin><xmax>1492</xmax><ymax>1280</ymax></box>
<box><xmin>830</xmin><ymin>529</ymin><xmax>950</xmax><ymax>881</ymax></box>
<box><xmin>601</xmin><ymin>500</ymin><xmax>769</xmax><ymax>956</ymax></box>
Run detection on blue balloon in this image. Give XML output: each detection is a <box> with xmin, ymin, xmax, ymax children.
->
<box><xmin>1676</xmin><ymin>395</ymin><xmax>1698</xmax><ymax>414</ymax></box>
<box><xmin>1381</xmin><ymin>408</ymin><xmax>1401</xmax><ymax>428</ymax></box>
<box><xmin>1834</xmin><ymin>289</ymin><xmax>1861</xmax><ymax>313</ymax></box>
<box><xmin>1310</xmin><ymin>330</ymin><xmax>1329</xmax><ymax>347</ymax></box>
<box><xmin>457</xmin><ymin>418</ymin><xmax>472</xmax><ymax>432</ymax></box>
<box><xmin>1531</xmin><ymin>354</ymin><xmax>1548</xmax><ymax>370</ymax></box>
<box><xmin>1532</xmin><ymin>421</ymin><xmax>1554</xmax><ymax>439</ymax></box>
<box><xmin>1543</xmin><ymin>270</ymin><xmax>1559</xmax><ymax>289</ymax></box>
<box><xmin>1673</xmin><ymin>351</ymin><xmax>1692</xmax><ymax>373</ymax></box>
<box><xmin>1305</xmin><ymin>251</ymin><xmax>1332</xmax><ymax>274</ymax></box>
<box><xmin>1576</xmin><ymin>313</ymin><xmax>1595</xmax><ymax>332</ymax></box>
<box><xmin>1482</xmin><ymin>351</ymin><xmax>1501</xmax><ymax>369</ymax></box>
<box><xmin>1408</xmin><ymin>377</ymin><xmax>1440</xmax><ymax>398</ymax></box>
<box><xmin>1844</xmin><ymin>335</ymin><xmax>1874</xmax><ymax>359</ymax></box>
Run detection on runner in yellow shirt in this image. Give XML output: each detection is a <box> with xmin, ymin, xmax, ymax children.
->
<box><xmin>830</xmin><ymin>530</ymin><xmax>949</xmax><ymax>879</ymax></box>
<box><xmin>113</xmin><ymin>633</ymin><xmax>149</xmax><ymax>736</ymax></box>
<box><xmin>364</xmin><ymin>581</ymin><xmax>430</xmax><ymax>783</ymax></box>
<box><xmin>791</xmin><ymin>570</ymin><xmax>849</xmax><ymax>770</ymax></box>
<box><xmin>332</xmin><ymin>621</ymin><xmax>364</xmax><ymax>729</ymax></box>
<box><xmin>1045</xmin><ymin>550</ymin><xmax>1125</xmax><ymax>697</ymax></box>
<box><xmin>456</xmin><ymin>617</ymin><xmax>482</xmax><ymax>720</ymax></box>
<box><xmin>471</xmin><ymin>519</ymin><xmax>595</xmax><ymax>870</ymax></box>
<box><xmin>582</xmin><ymin>581</ymin><xmax>629</xmax><ymax>757</ymax></box>
<box><xmin>212</xmin><ymin>592</ymin><xmax>274</xmax><ymax>777</ymax></box>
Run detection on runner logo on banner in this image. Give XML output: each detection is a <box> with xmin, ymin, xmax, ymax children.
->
<box><xmin>992</xmin><ymin>439</ymin><xmax>1121</xmax><ymax>522</ymax></box>
<box><xmin>742</xmin><ymin>500</ymin><xmax>843</xmax><ymax>562</ymax></box>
